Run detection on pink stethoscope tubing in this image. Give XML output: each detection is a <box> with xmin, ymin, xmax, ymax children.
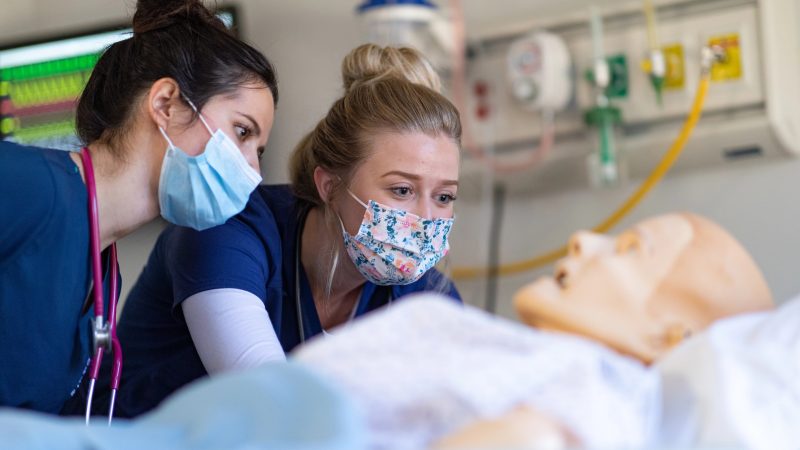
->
<box><xmin>80</xmin><ymin>147</ymin><xmax>122</xmax><ymax>425</ymax></box>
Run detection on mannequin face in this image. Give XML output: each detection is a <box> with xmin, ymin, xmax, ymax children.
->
<box><xmin>514</xmin><ymin>213</ymin><xmax>773</xmax><ymax>364</ymax></box>
<box><xmin>514</xmin><ymin>215</ymin><xmax>694</xmax><ymax>363</ymax></box>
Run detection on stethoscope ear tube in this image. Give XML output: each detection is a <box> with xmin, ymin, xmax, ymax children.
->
<box><xmin>79</xmin><ymin>148</ymin><xmax>122</xmax><ymax>425</ymax></box>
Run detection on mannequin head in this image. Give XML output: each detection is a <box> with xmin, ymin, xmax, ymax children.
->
<box><xmin>514</xmin><ymin>213</ymin><xmax>773</xmax><ymax>364</ymax></box>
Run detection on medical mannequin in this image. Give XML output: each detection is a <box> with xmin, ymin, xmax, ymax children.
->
<box><xmin>514</xmin><ymin>213</ymin><xmax>773</xmax><ymax>364</ymax></box>
<box><xmin>294</xmin><ymin>213</ymin><xmax>796</xmax><ymax>449</ymax></box>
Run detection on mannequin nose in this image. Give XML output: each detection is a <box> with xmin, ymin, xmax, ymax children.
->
<box><xmin>567</xmin><ymin>231</ymin><xmax>614</xmax><ymax>259</ymax></box>
<box><xmin>553</xmin><ymin>259</ymin><xmax>582</xmax><ymax>289</ymax></box>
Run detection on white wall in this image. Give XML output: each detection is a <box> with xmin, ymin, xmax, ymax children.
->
<box><xmin>4</xmin><ymin>0</ymin><xmax>798</xmax><ymax>313</ymax></box>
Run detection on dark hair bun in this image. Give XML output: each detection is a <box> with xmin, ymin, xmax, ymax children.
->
<box><xmin>132</xmin><ymin>0</ymin><xmax>224</xmax><ymax>35</ymax></box>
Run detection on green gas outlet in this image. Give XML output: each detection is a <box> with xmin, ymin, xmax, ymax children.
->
<box><xmin>585</xmin><ymin>54</ymin><xmax>629</xmax><ymax>99</ymax></box>
<box><xmin>605</xmin><ymin>54</ymin><xmax>628</xmax><ymax>98</ymax></box>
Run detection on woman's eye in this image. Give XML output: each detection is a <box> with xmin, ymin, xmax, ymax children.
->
<box><xmin>437</xmin><ymin>193</ymin><xmax>457</xmax><ymax>205</ymax></box>
<box><xmin>391</xmin><ymin>186</ymin><xmax>413</xmax><ymax>197</ymax></box>
<box><xmin>234</xmin><ymin>124</ymin><xmax>251</xmax><ymax>140</ymax></box>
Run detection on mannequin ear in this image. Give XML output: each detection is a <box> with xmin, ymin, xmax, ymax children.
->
<box><xmin>313</xmin><ymin>166</ymin><xmax>338</xmax><ymax>204</ymax></box>
<box><xmin>146</xmin><ymin>78</ymin><xmax>184</xmax><ymax>130</ymax></box>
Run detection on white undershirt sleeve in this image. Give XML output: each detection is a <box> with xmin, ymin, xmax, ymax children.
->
<box><xmin>182</xmin><ymin>288</ymin><xmax>286</xmax><ymax>375</ymax></box>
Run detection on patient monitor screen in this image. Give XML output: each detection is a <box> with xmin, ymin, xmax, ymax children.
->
<box><xmin>0</xmin><ymin>8</ymin><xmax>237</xmax><ymax>151</ymax></box>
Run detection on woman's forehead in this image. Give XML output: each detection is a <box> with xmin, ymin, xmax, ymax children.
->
<box><xmin>360</xmin><ymin>131</ymin><xmax>459</xmax><ymax>176</ymax></box>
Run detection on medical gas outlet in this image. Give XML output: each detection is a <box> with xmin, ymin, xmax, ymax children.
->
<box><xmin>707</xmin><ymin>33</ymin><xmax>742</xmax><ymax>82</ymax></box>
<box><xmin>507</xmin><ymin>31</ymin><xmax>573</xmax><ymax>112</ymax></box>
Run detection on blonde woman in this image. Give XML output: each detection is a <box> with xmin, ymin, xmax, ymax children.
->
<box><xmin>68</xmin><ymin>44</ymin><xmax>462</xmax><ymax>418</ymax></box>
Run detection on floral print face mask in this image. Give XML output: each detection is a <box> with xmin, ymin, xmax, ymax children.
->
<box><xmin>338</xmin><ymin>189</ymin><xmax>453</xmax><ymax>285</ymax></box>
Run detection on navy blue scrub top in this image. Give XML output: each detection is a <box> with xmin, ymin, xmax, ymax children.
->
<box><xmin>0</xmin><ymin>141</ymin><xmax>118</xmax><ymax>413</ymax></box>
<box><xmin>64</xmin><ymin>184</ymin><xmax>461</xmax><ymax>418</ymax></box>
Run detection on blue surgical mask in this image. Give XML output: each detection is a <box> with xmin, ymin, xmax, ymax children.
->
<box><xmin>157</xmin><ymin>99</ymin><xmax>262</xmax><ymax>230</ymax></box>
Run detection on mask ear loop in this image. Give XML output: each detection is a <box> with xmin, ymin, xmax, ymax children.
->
<box><xmin>158</xmin><ymin>127</ymin><xmax>176</xmax><ymax>149</ymax></box>
<box><xmin>336</xmin><ymin>213</ymin><xmax>351</xmax><ymax>237</ymax></box>
<box><xmin>346</xmin><ymin>189</ymin><xmax>369</xmax><ymax>209</ymax></box>
<box><xmin>333</xmin><ymin>178</ymin><xmax>370</xmax><ymax>238</ymax></box>
<box><xmin>157</xmin><ymin>95</ymin><xmax>214</xmax><ymax>146</ymax></box>
<box><xmin>333</xmin><ymin>175</ymin><xmax>368</xmax><ymax>209</ymax></box>
<box><xmin>182</xmin><ymin>95</ymin><xmax>214</xmax><ymax>137</ymax></box>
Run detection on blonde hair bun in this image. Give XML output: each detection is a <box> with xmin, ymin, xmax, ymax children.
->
<box><xmin>341</xmin><ymin>44</ymin><xmax>442</xmax><ymax>93</ymax></box>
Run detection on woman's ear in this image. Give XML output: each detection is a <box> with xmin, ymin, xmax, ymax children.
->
<box><xmin>147</xmin><ymin>78</ymin><xmax>183</xmax><ymax>130</ymax></box>
<box><xmin>313</xmin><ymin>166</ymin><xmax>338</xmax><ymax>203</ymax></box>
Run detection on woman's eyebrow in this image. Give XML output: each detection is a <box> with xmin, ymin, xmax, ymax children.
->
<box><xmin>236</xmin><ymin>111</ymin><xmax>262</xmax><ymax>137</ymax></box>
<box><xmin>381</xmin><ymin>170</ymin><xmax>458</xmax><ymax>186</ymax></box>
<box><xmin>381</xmin><ymin>170</ymin><xmax>420</xmax><ymax>180</ymax></box>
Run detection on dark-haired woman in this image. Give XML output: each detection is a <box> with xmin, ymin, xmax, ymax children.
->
<box><xmin>0</xmin><ymin>0</ymin><xmax>278</xmax><ymax>413</ymax></box>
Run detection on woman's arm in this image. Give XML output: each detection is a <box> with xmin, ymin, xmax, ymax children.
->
<box><xmin>183</xmin><ymin>288</ymin><xmax>286</xmax><ymax>374</ymax></box>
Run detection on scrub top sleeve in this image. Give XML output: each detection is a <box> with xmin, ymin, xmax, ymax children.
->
<box><xmin>167</xmin><ymin>220</ymin><xmax>269</xmax><ymax>310</ymax></box>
